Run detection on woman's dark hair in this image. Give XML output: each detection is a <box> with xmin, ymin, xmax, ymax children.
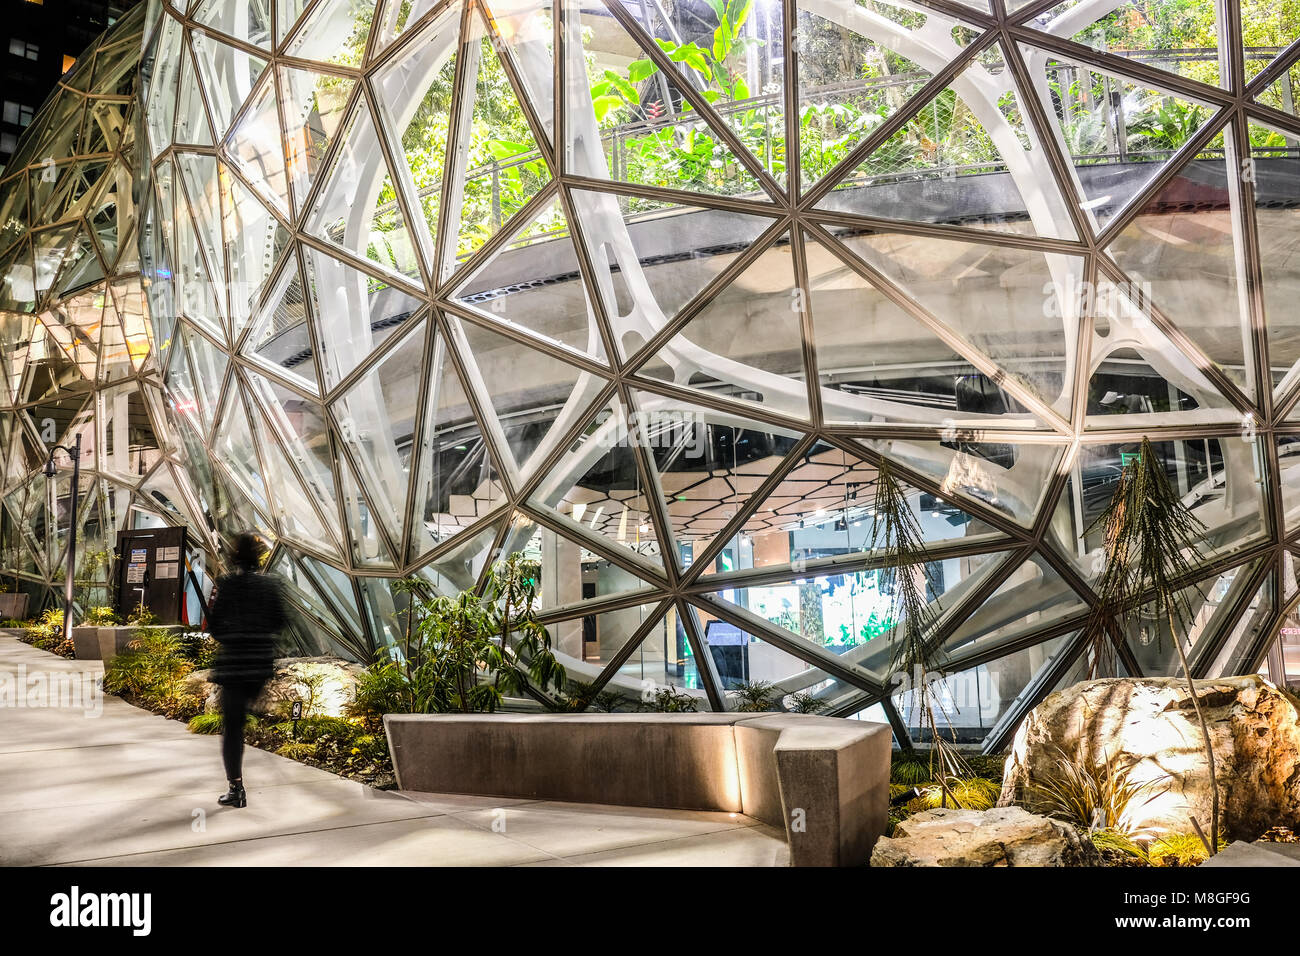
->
<box><xmin>230</xmin><ymin>533</ymin><xmax>267</xmax><ymax>573</ymax></box>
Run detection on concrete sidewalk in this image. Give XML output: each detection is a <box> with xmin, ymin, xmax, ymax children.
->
<box><xmin>0</xmin><ymin>636</ymin><xmax>787</xmax><ymax>866</ymax></box>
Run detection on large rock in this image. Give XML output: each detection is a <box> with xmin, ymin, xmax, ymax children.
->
<box><xmin>999</xmin><ymin>675</ymin><xmax>1300</xmax><ymax>841</ymax></box>
<box><xmin>184</xmin><ymin>656</ymin><xmax>364</xmax><ymax>718</ymax></box>
<box><xmin>871</xmin><ymin>806</ymin><xmax>1098</xmax><ymax>866</ymax></box>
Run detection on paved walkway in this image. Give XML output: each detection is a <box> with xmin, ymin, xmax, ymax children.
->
<box><xmin>0</xmin><ymin>635</ymin><xmax>787</xmax><ymax>866</ymax></box>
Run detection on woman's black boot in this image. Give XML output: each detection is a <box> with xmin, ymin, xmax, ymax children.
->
<box><xmin>218</xmin><ymin>779</ymin><xmax>247</xmax><ymax>808</ymax></box>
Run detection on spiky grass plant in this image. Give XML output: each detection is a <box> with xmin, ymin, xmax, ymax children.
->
<box><xmin>871</xmin><ymin>460</ymin><xmax>970</xmax><ymax>804</ymax></box>
<box><xmin>1030</xmin><ymin>744</ymin><xmax>1168</xmax><ymax>837</ymax></box>
<box><xmin>1083</xmin><ymin>436</ymin><xmax>1219</xmax><ymax>854</ymax></box>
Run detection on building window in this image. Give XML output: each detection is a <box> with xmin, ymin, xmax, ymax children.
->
<box><xmin>61</xmin><ymin>54</ymin><xmax>76</xmax><ymax>73</ymax></box>
<box><xmin>2</xmin><ymin>102</ymin><xmax>33</xmax><ymax>127</ymax></box>
<box><xmin>8</xmin><ymin>39</ymin><xmax>40</xmax><ymax>61</ymax></box>
<box><xmin>0</xmin><ymin>132</ymin><xmax>17</xmax><ymax>154</ymax></box>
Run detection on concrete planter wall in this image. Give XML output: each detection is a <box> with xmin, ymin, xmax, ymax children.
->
<box><xmin>0</xmin><ymin>593</ymin><xmax>29</xmax><ymax>619</ymax></box>
<box><xmin>384</xmin><ymin>712</ymin><xmax>891</xmax><ymax>867</ymax></box>
<box><xmin>96</xmin><ymin>624</ymin><xmax>187</xmax><ymax>665</ymax></box>
<box><xmin>71</xmin><ymin>627</ymin><xmax>102</xmax><ymax>660</ymax></box>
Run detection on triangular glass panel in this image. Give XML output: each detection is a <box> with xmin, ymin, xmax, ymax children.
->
<box><xmin>1104</xmin><ymin>149</ymin><xmax>1252</xmax><ymax>395</ymax></box>
<box><xmin>410</xmin><ymin>333</ymin><xmax>507</xmax><ymax>559</ymax></box>
<box><xmin>300</xmin><ymin>244</ymin><xmax>422</xmax><ymax>392</ymax></box>
<box><xmin>793</xmin><ymin>0</ymin><xmax>940</xmax><ymax>191</ymax></box>
<box><xmin>567</xmin><ymin>188</ymin><xmax>779</xmax><ymax>354</ymax></box>
<box><xmin>628</xmin><ymin>388</ymin><xmax>802</xmax><ymax>560</ymax></box>
<box><xmin>1250</xmin><ymin>121</ymin><xmax>1300</xmax><ymax>394</ymax></box>
<box><xmin>0</xmin><ymin>171</ymin><xmax>29</xmax><ymax>256</ymax></box>
<box><xmin>220</xmin><ymin>161</ymin><xmax>291</xmax><ymax>339</ymax></box>
<box><xmin>620</xmin><ymin>0</ymin><xmax>790</xmax><ymax>189</ymax></box>
<box><xmin>1085</xmin><ymin>278</ymin><xmax>1240</xmax><ymax>427</ymax></box>
<box><xmin>176</xmin><ymin>153</ymin><xmax>223</xmax><ymax>281</ymax></box>
<box><xmin>275</xmin><ymin>0</ymin><xmax>311</xmax><ymax>48</ymax></box>
<box><xmin>144</xmin><ymin>14</ymin><xmax>184</xmax><ymax>157</ymax></box>
<box><xmin>174</xmin><ymin>44</ymin><xmax>214</xmax><ymax>145</ymax></box>
<box><xmin>370</xmin><ymin>3</ymin><xmax>459</xmax><ymax>269</ymax></box>
<box><xmin>194</xmin><ymin>0</ymin><xmax>273</xmax><ymax>49</ymax></box>
<box><xmin>443</xmin><ymin>7</ymin><xmax>552</xmax><ymax>273</ymax></box>
<box><xmin>0</xmin><ymin>241</ymin><xmax>36</xmax><ymax>313</ymax></box>
<box><xmin>804</xmin><ymin>230</ymin><xmax>1047</xmax><ymax>428</ymax></box>
<box><xmin>452</xmin><ymin>314</ymin><xmax>608</xmax><ymax>478</ymax></box>
<box><xmin>370</xmin><ymin>0</ymin><xmax>444</xmax><ymax>55</ymax></box>
<box><xmin>1017</xmin><ymin>42</ymin><xmax>1220</xmax><ymax>231</ymax></box>
<box><xmin>637</xmin><ymin>231</ymin><xmax>810</xmax><ymax>420</ymax></box>
<box><xmin>415</xmin><ymin>514</ymin><xmax>505</xmax><ymax>596</ymax></box>
<box><xmin>703</xmin><ymin>551</ymin><xmax>1004</xmax><ymax>684</ymax></box>
<box><xmin>892</xmin><ymin>633</ymin><xmax>1071</xmax><ymax>746</ymax></box>
<box><xmin>212</xmin><ymin>388</ymin><xmax>272</xmax><ymax>513</ymax></box>
<box><xmin>278</xmin><ymin>66</ymin><xmax>355</xmax><ymax>217</ymax></box>
<box><xmin>305</xmin><ymin>100</ymin><xmax>422</xmax><ymax>281</ymax></box>
<box><xmin>940</xmin><ymin>555</ymin><xmax>1086</xmax><ymax>665</ymax></box>
<box><xmin>699</xmin><ymin>440</ymin><xmax>995</xmax><ymax>579</ymax></box>
<box><xmin>1240</xmin><ymin>1</ymin><xmax>1300</xmax><ymax>80</ymax></box>
<box><xmin>818</xmin><ymin>42</ymin><xmax>1072</xmax><ymax>240</ymax></box>
<box><xmin>285</xmin><ymin>0</ymin><xmax>377</xmax><ymax>68</ymax></box>
<box><xmin>337</xmin><ymin>452</ymin><xmax>397</xmax><ymax>569</ymax></box>
<box><xmin>300</xmin><ymin>554</ymin><xmax>363</xmax><ymax>634</ymax></box>
<box><xmin>1021</xmin><ymin>1</ymin><xmax>1226</xmax><ymax>89</ymax></box>
<box><xmin>1078</xmin><ymin>437</ymin><xmax>1265</xmax><ymax>561</ymax></box>
<box><xmin>331</xmin><ymin>319</ymin><xmax>425</xmax><ymax>545</ymax></box>
<box><xmin>191</xmin><ymin>30</ymin><xmax>269</xmax><ymax>140</ymax></box>
<box><xmin>832</xmin><ymin>226</ymin><xmax>1082</xmax><ymax>415</ymax></box>
<box><xmin>449</xmin><ymin>196</ymin><xmax>608</xmax><ymax>362</ymax></box>
<box><xmin>563</xmin><ymin>0</ymin><xmax>767</xmax><ymax>200</ymax></box>
<box><xmin>244</xmin><ymin>392</ymin><xmax>342</xmax><ymax>557</ymax></box>
<box><xmin>1254</xmin><ymin>61</ymin><xmax>1300</xmax><ymax>118</ymax></box>
<box><xmin>245</xmin><ymin>258</ymin><xmax>319</xmax><ymax>390</ymax></box>
<box><xmin>481</xmin><ymin>0</ymin><xmax>555</xmax><ymax>143</ymax></box>
<box><xmin>226</xmin><ymin>75</ymin><xmax>291</xmax><ymax>218</ymax></box>
<box><xmin>598</xmin><ymin>603</ymin><xmax>712</xmax><ymax>706</ymax></box>
<box><xmin>861</xmin><ymin>435</ymin><xmax>1067</xmax><ymax>529</ymax></box>
<box><xmin>494</xmin><ymin>510</ymin><xmax>660</xmax><ymax>615</ymax></box>
<box><xmin>168</xmin><ymin>321</ymin><xmax>228</xmax><ymax>435</ymax></box>
<box><xmin>528</xmin><ymin>395</ymin><xmax>665</xmax><ymax>572</ymax></box>
<box><xmin>688</xmin><ymin>593</ymin><xmax>867</xmax><ymax>702</ymax></box>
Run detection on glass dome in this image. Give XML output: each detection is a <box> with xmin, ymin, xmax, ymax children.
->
<box><xmin>4</xmin><ymin>0</ymin><xmax>1298</xmax><ymax>744</ymax></box>
<box><xmin>0</xmin><ymin>4</ymin><xmax>216</xmax><ymax>618</ymax></box>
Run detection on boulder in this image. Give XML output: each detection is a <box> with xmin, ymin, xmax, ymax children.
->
<box><xmin>998</xmin><ymin>675</ymin><xmax>1300</xmax><ymax>841</ymax></box>
<box><xmin>871</xmin><ymin>806</ymin><xmax>1098</xmax><ymax>866</ymax></box>
<box><xmin>183</xmin><ymin>656</ymin><xmax>364</xmax><ymax>718</ymax></box>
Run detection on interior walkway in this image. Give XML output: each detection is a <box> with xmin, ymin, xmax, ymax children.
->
<box><xmin>0</xmin><ymin>635</ymin><xmax>787</xmax><ymax>866</ymax></box>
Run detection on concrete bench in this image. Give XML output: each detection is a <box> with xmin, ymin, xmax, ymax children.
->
<box><xmin>384</xmin><ymin>712</ymin><xmax>890</xmax><ymax>866</ymax></box>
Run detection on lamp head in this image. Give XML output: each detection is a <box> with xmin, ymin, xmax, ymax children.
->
<box><xmin>42</xmin><ymin>457</ymin><xmax>56</xmax><ymax>479</ymax></box>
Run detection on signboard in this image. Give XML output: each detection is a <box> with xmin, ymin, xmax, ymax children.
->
<box><xmin>156</xmin><ymin>563</ymin><xmax>178</xmax><ymax>580</ymax></box>
<box><xmin>704</xmin><ymin>621</ymin><xmax>747</xmax><ymax>646</ymax></box>
<box><xmin>130</xmin><ymin>549</ymin><xmax>148</xmax><ymax>564</ymax></box>
<box><xmin>159</xmin><ymin>546</ymin><xmax>180</xmax><ymax>562</ymax></box>
<box><xmin>125</xmin><ymin>565</ymin><xmax>145</xmax><ymax>584</ymax></box>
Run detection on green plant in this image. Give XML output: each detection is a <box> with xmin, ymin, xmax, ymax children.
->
<box><xmin>1083</xmin><ymin>435</ymin><xmax>1220</xmax><ymax>854</ymax></box>
<box><xmin>83</xmin><ymin>606</ymin><xmax>119</xmax><ymax>626</ymax></box>
<box><xmin>871</xmin><ymin>460</ymin><xmax>970</xmax><ymax>803</ymax></box>
<box><xmin>1029</xmin><ymin>744</ymin><xmax>1168</xmax><ymax>838</ymax></box>
<box><xmin>187</xmin><ymin>712</ymin><xmax>223</xmax><ymax>734</ymax></box>
<box><xmin>786</xmin><ymin>691</ymin><xmax>826</xmax><ymax>714</ymax></box>
<box><xmin>350</xmin><ymin>553</ymin><xmax>565</xmax><ymax>718</ymax></box>
<box><xmin>1090</xmin><ymin>827</ymin><xmax>1148</xmax><ymax>862</ymax></box>
<box><xmin>731</xmin><ymin>679</ymin><xmax>778</xmax><ymax>712</ymax></box>
<box><xmin>641</xmin><ymin>685</ymin><xmax>699</xmax><ymax>713</ymax></box>
<box><xmin>918</xmin><ymin>776</ymin><xmax>1000</xmax><ymax>811</ymax></box>
<box><xmin>126</xmin><ymin>604</ymin><xmax>157</xmax><ymax>627</ymax></box>
<box><xmin>1147</xmin><ymin>831</ymin><xmax>1227</xmax><ymax>867</ymax></box>
<box><xmin>890</xmin><ymin>754</ymin><xmax>933</xmax><ymax>786</ymax></box>
<box><xmin>102</xmin><ymin>626</ymin><xmax>201</xmax><ymax>718</ymax></box>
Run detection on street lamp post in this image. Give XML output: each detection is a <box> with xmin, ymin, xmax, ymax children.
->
<box><xmin>43</xmin><ymin>432</ymin><xmax>82</xmax><ymax>637</ymax></box>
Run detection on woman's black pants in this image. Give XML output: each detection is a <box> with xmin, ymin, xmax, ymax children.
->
<box><xmin>219</xmin><ymin>681</ymin><xmax>263</xmax><ymax>781</ymax></box>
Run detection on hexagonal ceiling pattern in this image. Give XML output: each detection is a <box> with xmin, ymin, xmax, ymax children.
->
<box><xmin>6</xmin><ymin>0</ymin><xmax>1300</xmax><ymax>746</ymax></box>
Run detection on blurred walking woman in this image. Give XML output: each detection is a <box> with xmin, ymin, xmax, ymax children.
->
<box><xmin>209</xmin><ymin>533</ymin><xmax>287</xmax><ymax>808</ymax></box>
